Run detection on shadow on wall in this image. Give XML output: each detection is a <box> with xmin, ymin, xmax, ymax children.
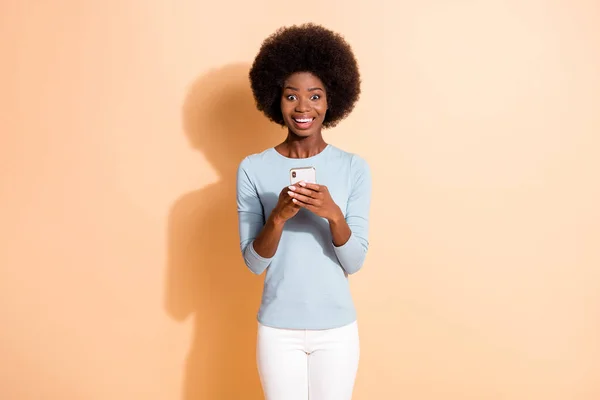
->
<box><xmin>164</xmin><ymin>63</ymin><xmax>282</xmax><ymax>400</ymax></box>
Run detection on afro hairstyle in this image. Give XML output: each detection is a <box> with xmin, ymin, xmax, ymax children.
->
<box><xmin>249</xmin><ymin>23</ymin><xmax>361</xmax><ymax>128</ymax></box>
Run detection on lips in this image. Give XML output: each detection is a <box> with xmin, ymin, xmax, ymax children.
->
<box><xmin>292</xmin><ymin>117</ymin><xmax>315</xmax><ymax>130</ymax></box>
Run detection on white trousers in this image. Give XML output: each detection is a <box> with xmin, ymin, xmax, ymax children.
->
<box><xmin>256</xmin><ymin>320</ymin><xmax>360</xmax><ymax>400</ymax></box>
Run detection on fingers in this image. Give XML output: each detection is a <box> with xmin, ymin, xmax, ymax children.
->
<box><xmin>288</xmin><ymin>185</ymin><xmax>314</xmax><ymax>198</ymax></box>
<box><xmin>292</xmin><ymin>198</ymin><xmax>315</xmax><ymax>212</ymax></box>
<box><xmin>279</xmin><ymin>188</ymin><xmax>300</xmax><ymax>209</ymax></box>
<box><xmin>288</xmin><ymin>183</ymin><xmax>326</xmax><ymax>197</ymax></box>
<box><xmin>297</xmin><ymin>181</ymin><xmax>322</xmax><ymax>192</ymax></box>
<box><xmin>288</xmin><ymin>190</ymin><xmax>318</xmax><ymax>205</ymax></box>
<box><xmin>283</xmin><ymin>182</ymin><xmax>328</xmax><ymax>214</ymax></box>
<box><xmin>284</xmin><ymin>194</ymin><xmax>300</xmax><ymax>208</ymax></box>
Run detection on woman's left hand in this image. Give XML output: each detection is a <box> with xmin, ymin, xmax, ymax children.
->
<box><xmin>287</xmin><ymin>182</ymin><xmax>343</xmax><ymax>222</ymax></box>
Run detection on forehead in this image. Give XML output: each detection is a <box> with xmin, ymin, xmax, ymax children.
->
<box><xmin>283</xmin><ymin>72</ymin><xmax>325</xmax><ymax>89</ymax></box>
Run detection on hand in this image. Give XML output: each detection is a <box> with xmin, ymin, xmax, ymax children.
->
<box><xmin>271</xmin><ymin>185</ymin><xmax>301</xmax><ymax>223</ymax></box>
<box><xmin>287</xmin><ymin>181</ymin><xmax>343</xmax><ymax>222</ymax></box>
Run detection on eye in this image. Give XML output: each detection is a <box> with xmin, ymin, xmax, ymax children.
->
<box><xmin>311</xmin><ymin>94</ymin><xmax>321</xmax><ymax>100</ymax></box>
<box><xmin>286</xmin><ymin>94</ymin><xmax>297</xmax><ymax>101</ymax></box>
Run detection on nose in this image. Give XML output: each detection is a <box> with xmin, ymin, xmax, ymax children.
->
<box><xmin>295</xmin><ymin>97</ymin><xmax>311</xmax><ymax>112</ymax></box>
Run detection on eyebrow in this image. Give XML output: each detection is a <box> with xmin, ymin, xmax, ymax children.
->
<box><xmin>284</xmin><ymin>86</ymin><xmax>324</xmax><ymax>92</ymax></box>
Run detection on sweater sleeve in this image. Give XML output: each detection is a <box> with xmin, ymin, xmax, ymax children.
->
<box><xmin>236</xmin><ymin>158</ymin><xmax>273</xmax><ymax>275</ymax></box>
<box><xmin>333</xmin><ymin>155</ymin><xmax>372</xmax><ymax>274</ymax></box>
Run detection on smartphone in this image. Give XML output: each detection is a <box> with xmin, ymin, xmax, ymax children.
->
<box><xmin>290</xmin><ymin>166</ymin><xmax>316</xmax><ymax>185</ymax></box>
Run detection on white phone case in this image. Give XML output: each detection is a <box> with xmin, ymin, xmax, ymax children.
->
<box><xmin>290</xmin><ymin>167</ymin><xmax>316</xmax><ymax>185</ymax></box>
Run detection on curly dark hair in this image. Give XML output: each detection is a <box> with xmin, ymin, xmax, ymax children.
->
<box><xmin>249</xmin><ymin>23</ymin><xmax>361</xmax><ymax>128</ymax></box>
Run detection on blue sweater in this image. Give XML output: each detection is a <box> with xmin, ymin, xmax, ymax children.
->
<box><xmin>236</xmin><ymin>144</ymin><xmax>372</xmax><ymax>330</ymax></box>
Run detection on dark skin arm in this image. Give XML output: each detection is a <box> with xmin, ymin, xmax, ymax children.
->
<box><xmin>253</xmin><ymin>181</ymin><xmax>351</xmax><ymax>259</ymax></box>
<box><xmin>251</xmin><ymin>186</ymin><xmax>301</xmax><ymax>258</ymax></box>
<box><xmin>288</xmin><ymin>181</ymin><xmax>351</xmax><ymax>247</ymax></box>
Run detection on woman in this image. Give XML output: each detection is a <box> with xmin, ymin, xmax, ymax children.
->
<box><xmin>236</xmin><ymin>23</ymin><xmax>371</xmax><ymax>400</ymax></box>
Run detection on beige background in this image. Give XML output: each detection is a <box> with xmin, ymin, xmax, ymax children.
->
<box><xmin>1</xmin><ymin>1</ymin><xmax>599</xmax><ymax>399</ymax></box>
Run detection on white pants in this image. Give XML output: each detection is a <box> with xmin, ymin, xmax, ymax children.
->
<box><xmin>256</xmin><ymin>320</ymin><xmax>360</xmax><ymax>400</ymax></box>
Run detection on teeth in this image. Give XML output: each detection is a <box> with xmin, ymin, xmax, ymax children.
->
<box><xmin>295</xmin><ymin>118</ymin><xmax>312</xmax><ymax>123</ymax></box>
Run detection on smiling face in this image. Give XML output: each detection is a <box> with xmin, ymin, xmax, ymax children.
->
<box><xmin>280</xmin><ymin>72</ymin><xmax>328</xmax><ymax>137</ymax></box>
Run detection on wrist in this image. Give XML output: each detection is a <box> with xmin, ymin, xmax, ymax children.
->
<box><xmin>327</xmin><ymin>207</ymin><xmax>345</xmax><ymax>225</ymax></box>
<box><xmin>269</xmin><ymin>212</ymin><xmax>286</xmax><ymax>228</ymax></box>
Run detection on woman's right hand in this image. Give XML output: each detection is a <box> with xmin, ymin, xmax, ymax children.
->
<box><xmin>271</xmin><ymin>185</ymin><xmax>301</xmax><ymax>223</ymax></box>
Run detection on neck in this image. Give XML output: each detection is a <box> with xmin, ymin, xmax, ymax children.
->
<box><xmin>279</xmin><ymin>130</ymin><xmax>327</xmax><ymax>159</ymax></box>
